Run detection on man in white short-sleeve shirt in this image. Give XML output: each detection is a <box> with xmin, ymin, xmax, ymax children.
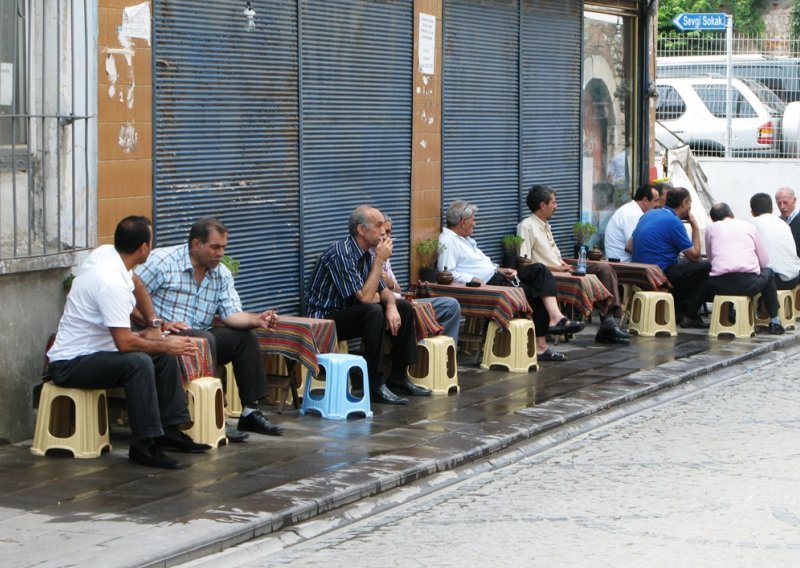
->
<box><xmin>48</xmin><ymin>216</ymin><xmax>210</xmax><ymax>469</ymax></box>
<box><xmin>603</xmin><ymin>183</ymin><xmax>660</xmax><ymax>262</ymax></box>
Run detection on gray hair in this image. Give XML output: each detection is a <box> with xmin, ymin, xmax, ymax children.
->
<box><xmin>348</xmin><ymin>205</ymin><xmax>374</xmax><ymax>237</ymax></box>
<box><xmin>776</xmin><ymin>187</ymin><xmax>796</xmax><ymax>199</ymax></box>
<box><xmin>445</xmin><ymin>200</ymin><xmax>478</xmax><ymax>228</ymax></box>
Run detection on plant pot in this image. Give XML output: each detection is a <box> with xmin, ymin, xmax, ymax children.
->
<box><xmin>501</xmin><ymin>252</ymin><xmax>518</xmax><ymax>269</ymax></box>
<box><xmin>419</xmin><ymin>267</ymin><xmax>438</xmax><ymax>283</ymax></box>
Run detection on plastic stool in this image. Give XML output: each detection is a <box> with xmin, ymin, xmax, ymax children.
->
<box><xmin>407</xmin><ymin>335</ymin><xmax>459</xmax><ymax>394</ymax></box>
<box><xmin>480</xmin><ymin>319</ymin><xmax>538</xmax><ymax>372</ymax></box>
<box><xmin>754</xmin><ymin>290</ymin><xmax>796</xmax><ymax>331</ymax></box>
<box><xmin>223</xmin><ymin>363</ymin><xmax>243</xmax><ymax>418</ymax></box>
<box><xmin>793</xmin><ymin>284</ymin><xmax>800</xmax><ymax>320</ymax></box>
<box><xmin>300</xmin><ymin>353</ymin><xmax>372</xmax><ymax>420</ymax></box>
<box><xmin>31</xmin><ymin>382</ymin><xmax>111</xmax><ymax>458</ymax></box>
<box><xmin>627</xmin><ymin>291</ymin><xmax>677</xmax><ymax>337</ymax></box>
<box><xmin>185</xmin><ymin>377</ymin><xmax>227</xmax><ymax>448</ymax></box>
<box><xmin>708</xmin><ymin>295</ymin><xmax>755</xmax><ymax>338</ymax></box>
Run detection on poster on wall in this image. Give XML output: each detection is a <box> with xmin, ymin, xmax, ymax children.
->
<box><xmin>419</xmin><ymin>13</ymin><xmax>435</xmax><ymax>74</ymax></box>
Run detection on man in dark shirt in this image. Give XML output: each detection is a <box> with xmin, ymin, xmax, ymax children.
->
<box><xmin>305</xmin><ymin>205</ymin><xmax>427</xmax><ymax>405</ymax></box>
<box><xmin>775</xmin><ymin>187</ymin><xmax>800</xmax><ymax>256</ymax></box>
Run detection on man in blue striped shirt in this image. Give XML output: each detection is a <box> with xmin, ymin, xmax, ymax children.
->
<box><xmin>305</xmin><ymin>206</ymin><xmax>427</xmax><ymax>405</ymax></box>
<box><xmin>136</xmin><ymin>218</ymin><xmax>283</xmax><ymax>438</ymax></box>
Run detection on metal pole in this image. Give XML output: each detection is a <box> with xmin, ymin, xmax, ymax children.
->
<box><xmin>725</xmin><ymin>14</ymin><xmax>733</xmax><ymax>159</ymax></box>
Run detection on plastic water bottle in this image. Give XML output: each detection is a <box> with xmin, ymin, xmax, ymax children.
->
<box><xmin>576</xmin><ymin>245</ymin><xmax>587</xmax><ymax>275</ymax></box>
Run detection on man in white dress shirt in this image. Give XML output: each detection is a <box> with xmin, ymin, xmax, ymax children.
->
<box><xmin>750</xmin><ymin>192</ymin><xmax>800</xmax><ymax>290</ymax></box>
<box><xmin>603</xmin><ymin>183</ymin><xmax>660</xmax><ymax>262</ymax></box>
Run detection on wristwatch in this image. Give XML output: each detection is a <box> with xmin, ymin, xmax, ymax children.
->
<box><xmin>150</xmin><ymin>318</ymin><xmax>163</xmax><ymax>329</ymax></box>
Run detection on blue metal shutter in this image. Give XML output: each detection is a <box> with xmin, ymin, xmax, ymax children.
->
<box><xmin>520</xmin><ymin>0</ymin><xmax>582</xmax><ymax>252</ymax></box>
<box><xmin>300</xmin><ymin>0</ymin><xmax>413</xmax><ymax>293</ymax></box>
<box><xmin>153</xmin><ymin>1</ymin><xmax>300</xmax><ymax>313</ymax></box>
<box><xmin>443</xmin><ymin>0</ymin><xmax>520</xmax><ymax>263</ymax></box>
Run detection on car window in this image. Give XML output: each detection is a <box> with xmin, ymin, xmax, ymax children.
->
<box><xmin>744</xmin><ymin>79</ymin><xmax>786</xmax><ymax>115</ymax></box>
<box><xmin>656</xmin><ymin>85</ymin><xmax>686</xmax><ymax>120</ymax></box>
<box><xmin>693</xmin><ymin>85</ymin><xmax>757</xmax><ymax>118</ymax></box>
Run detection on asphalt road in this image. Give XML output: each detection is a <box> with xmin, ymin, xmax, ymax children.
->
<box><xmin>187</xmin><ymin>348</ymin><xmax>800</xmax><ymax>568</ymax></box>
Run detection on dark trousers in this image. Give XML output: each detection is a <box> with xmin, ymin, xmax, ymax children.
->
<box><xmin>328</xmin><ymin>300</ymin><xmax>417</xmax><ymax>389</ymax></box>
<box><xmin>777</xmin><ymin>274</ymin><xmax>799</xmax><ymax>290</ymax></box>
<box><xmin>587</xmin><ymin>262</ymin><xmax>621</xmax><ymax>315</ymax></box>
<box><xmin>705</xmin><ymin>269</ymin><xmax>780</xmax><ymax>318</ymax></box>
<box><xmin>49</xmin><ymin>351</ymin><xmax>189</xmax><ymax>441</ymax></box>
<box><xmin>665</xmin><ymin>259</ymin><xmax>712</xmax><ymax>317</ymax></box>
<box><xmin>181</xmin><ymin>327</ymin><xmax>267</xmax><ymax>406</ymax></box>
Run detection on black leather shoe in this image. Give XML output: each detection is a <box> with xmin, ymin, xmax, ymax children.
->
<box><xmin>370</xmin><ymin>384</ymin><xmax>408</xmax><ymax>405</ymax></box>
<box><xmin>225</xmin><ymin>426</ymin><xmax>250</xmax><ymax>443</ymax></box>
<box><xmin>156</xmin><ymin>430</ymin><xmax>212</xmax><ymax>453</ymax></box>
<box><xmin>680</xmin><ymin>315</ymin><xmax>709</xmax><ymax>329</ymax></box>
<box><xmin>237</xmin><ymin>409</ymin><xmax>284</xmax><ymax>436</ymax></box>
<box><xmin>386</xmin><ymin>377</ymin><xmax>432</xmax><ymax>396</ymax></box>
<box><xmin>129</xmin><ymin>444</ymin><xmax>182</xmax><ymax>469</ymax></box>
<box><xmin>768</xmin><ymin>322</ymin><xmax>786</xmax><ymax>335</ymax></box>
<box><xmin>595</xmin><ymin>320</ymin><xmax>630</xmax><ymax>344</ymax></box>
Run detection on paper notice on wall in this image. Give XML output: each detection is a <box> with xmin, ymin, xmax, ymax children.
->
<box><xmin>121</xmin><ymin>2</ymin><xmax>151</xmax><ymax>45</ymax></box>
<box><xmin>419</xmin><ymin>13</ymin><xmax>436</xmax><ymax>75</ymax></box>
<box><xmin>0</xmin><ymin>63</ymin><xmax>12</xmax><ymax>106</ymax></box>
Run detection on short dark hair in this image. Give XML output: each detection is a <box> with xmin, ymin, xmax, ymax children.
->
<box><xmin>526</xmin><ymin>184</ymin><xmax>556</xmax><ymax>213</ymax></box>
<box><xmin>750</xmin><ymin>193</ymin><xmax>773</xmax><ymax>216</ymax></box>
<box><xmin>633</xmin><ymin>183</ymin><xmax>655</xmax><ymax>202</ymax></box>
<box><xmin>654</xmin><ymin>180</ymin><xmax>673</xmax><ymax>197</ymax></box>
<box><xmin>709</xmin><ymin>202</ymin><xmax>733</xmax><ymax>222</ymax></box>
<box><xmin>114</xmin><ymin>216</ymin><xmax>152</xmax><ymax>254</ymax></box>
<box><xmin>664</xmin><ymin>187</ymin><xmax>690</xmax><ymax>209</ymax></box>
<box><xmin>188</xmin><ymin>218</ymin><xmax>228</xmax><ymax>245</ymax></box>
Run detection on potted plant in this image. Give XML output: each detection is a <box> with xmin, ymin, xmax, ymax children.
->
<box><xmin>572</xmin><ymin>221</ymin><xmax>597</xmax><ymax>258</ymax></box>
<box><xmin>416</xmin><ymin>238</ymin><xmax>443</xmax><ymax>282</ymax></box>
<box><xmin>220</xmin><ymin>255</ymin><xmax>240</xmax><ymax>277</ymax></box>
<box><xmin>501</xmin><ymin>234</ymin><xmax>525</xmax><ymax>268</ymax></box>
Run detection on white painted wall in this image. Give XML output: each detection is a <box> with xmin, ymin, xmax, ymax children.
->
<box><xmin>695</xmin><ymin>158</ymin><xmax>800</xmax><ymax>221</ymax></box>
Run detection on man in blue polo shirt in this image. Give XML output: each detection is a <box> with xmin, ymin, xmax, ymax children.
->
<box><xmin>631</xmin><ymin>186</ymin><xmax>711</xmax><ymax>328</ymax></box>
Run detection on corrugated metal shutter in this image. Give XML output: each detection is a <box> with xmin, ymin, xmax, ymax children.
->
<box><xmin>520</xmin><ymin>0</ymin><xmax>582</xmax><ymax>252</ymax></box>
<box><xmin>153</xmin><ymin>1</ymin><xmax>300</xmax><ymax>313</ymax></box>
<box><xmin>300</xmin><ymin>0</ymin><xmax>413</xmax><ymax>292</ymax></box>
<box><xmin>443</xmin><ymin>0</ymin><xmax>520</xmax><ymax>263</ymax></box>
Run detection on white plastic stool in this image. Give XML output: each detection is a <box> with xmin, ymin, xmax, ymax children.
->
<box><xmin>627</xmin><ymin>291</ymin><xmax>677</xmax><ymax>337</ymax></box>
<box><xmin>407</xmin><ymin>335</ymin><xmax>459</xmax><ymax>394</ymax></box>
<box><xmin>185</xmin><ymin>377</ymin><xmax>227</xmax><ymax>448</ymax></box>
<box><xmin>31</xmin><ymin>382</ymin><xmax>111</xmax><ymax>458</ymax></box>
<box><xmin>480</xmin><ymin>319</ymin><xmax>538</xmax><ymax>372</ymax></box>
<box><xmin>223</xmin><ymin>363</ymin><xmax>243</xmax><ymax>418</ymax></box>
<box><xmin>300</xmin><ymin>353</ymin><xmax>373</xmax><ymax>420</ymax></box>
<box><xmin>754</xmin><ymin>290</ymin><xmax>796</xmax><ymax>331</ymax></box>
<box><xmin>708</xmin><ymin>295</ymin><xmax>755</xmax><ymax>338</ymax></box>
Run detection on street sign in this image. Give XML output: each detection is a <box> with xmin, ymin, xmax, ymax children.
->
<box><xmin>672</xmin><ymin>12</ymin><xmax>728</xmax><ymax>32</ymax></box>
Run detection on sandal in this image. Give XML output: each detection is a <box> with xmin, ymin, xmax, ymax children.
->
<box><xmin>537</xmin><ymin>348</ymin><xmax>567</xmax><ymax>362</ymax></box>
<box><xmin>547</xmin><ymin>317</ymin><xmax>585</xmax><ymax>335</ymax></box>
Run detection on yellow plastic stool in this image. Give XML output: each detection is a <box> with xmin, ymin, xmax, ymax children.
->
<box><xmin>754</xmin><ymin>290</ymin><xmax>796</xmax><ymax>331</ymax></box>
<box><xmin>185</xmin><ymin>377</ymin><xmax>227</xmax><ymax>448</ymax></box>
<box><xmin>223</xmin><ymin>363</ymin><xmax>243</xmax><ymax>418</ymax></box>
<box><xmin>31</xmin><ymin>382</ymin><xmax>111</xmax><ymax>459</ymax></box>
<box><xmin>480</xmin><ymin>319</ymin><xmax>538</xmax><ymax>372</ymax></box>
<box><xmin>627</xmin><ymin>291</ymin><xmax>677</xmax><ymax>337</ymax></box>
<box><xmin>793</xmin><ymin>284</ymin><xmax>800</xmax><ymax>320</ymax></box>
<box><xmin>407</xmin><ymin>335</ymin><xmax>459</xmax><ymax>395</ymax></box>
<box><xmin>708</xmin><ymin>295</ymin><xmax>755</xmax><ymax>338</ymax></box>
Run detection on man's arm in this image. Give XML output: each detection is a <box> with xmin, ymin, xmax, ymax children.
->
<box><xmin>109</xmin><ymin>327</ymin><xmax>198</xmax><ymax>356</ymax></box>
<box><xmin>131</xmin><ymin>275</ymin><xmax>162</xmax><ymax>339</ymax></box>
<box><xmin>681</xmin><ymin>213</ymin><xmax>703</xmax><ymax>262</ymax></box>
<box><xmin>379</xmin><ymin>287</ymin><xmax>402</xmax><ymax>335</ymax></box>
<box><xmin>223</xmin><ymin>309</ymin><xmax>278</xmax><ymax>330</ymax></box>
<box><xmin>353</xmin><ymin>238</ymin><xmax>392</xmax><ymax>303</ymax></box>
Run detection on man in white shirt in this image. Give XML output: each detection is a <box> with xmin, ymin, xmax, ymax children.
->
<box><xmin>750</xmin><ymin>192</ymin><xmax>800</xmax><ymax>290</ymax></box>
<box><xmin>438</xmin><ymin>200</ymin><xmax>584</xmax><ymax>362</ymax></box>
<box><xmin>518</xmin><ymin>184</ymin><xmax>628</xmax><ymax>344</ymax></box>
<box><xmin>47</xmin><ymin>216</ymin><xmax>210</xmax><ymax>469</ymax></box>
<box><xmin>603</xmin><ymin>183</ymin><xmax>660</xmax><ymax>262</ymax></box>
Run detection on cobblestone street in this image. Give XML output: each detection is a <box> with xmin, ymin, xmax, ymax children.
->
<box><xmin>206</xmin><ymin>348</ymin><xmax>800</xmax><ymax>568</ymax></box>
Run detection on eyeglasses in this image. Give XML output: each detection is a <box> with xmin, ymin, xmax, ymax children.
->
<box><xmin>458</xmin><ymin>204</ymin><xmax>473</xmax><ymax>221</ymax></box>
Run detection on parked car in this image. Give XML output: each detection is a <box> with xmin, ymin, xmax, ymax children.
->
<box><xmin>657</xmin><ymin>54</ymin><xmax>800</xmax><ymax>103</ymax></box>
<box><xmin>655</xmin><ymin>76</ymin><xmax>800</xmax><ymax>157</ymax></box>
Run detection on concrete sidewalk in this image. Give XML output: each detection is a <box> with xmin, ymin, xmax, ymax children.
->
<box><xmin>1</xmin><ymin>323</ymin><xmax>796</xmax><ymax>568</ymax></box>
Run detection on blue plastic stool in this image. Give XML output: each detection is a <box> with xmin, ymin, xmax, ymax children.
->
<box><xmin>300</xmin><ymin>353</ymin><xmax>373</xmax><ymax>420</ymax></box>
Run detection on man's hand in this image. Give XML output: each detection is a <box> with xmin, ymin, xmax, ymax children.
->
<box><xmin>140</xmin><ymin>326</ymin><xmax>163</xmax><ymax>340</ymax></box>
<box><xmin>385</xmin><ymin>304</ymin><xmax>401</xmax><ymax>336</ymax></box>
<box><xmin>374</xmin><ymin>236</ymin><xmax>394</xmax><ymax>263</ymax></box>
<box><xmin>164</xmin><ymin>321</ymin><xmax>191</xmax><ymax>334</ymax></box>
<box><xmin>163</xmin><ymin>335</ymin><xmax>199</xmax><ymax>356</ymax></box>
<box><xmin>257</xmin><ymin>310</ymin><xmax>279</xmax><ymax>330</ymax></box>
<box><xmin>498</xmin><ymin>267</ymin><xmax>517</xmax><ymax>279</ymax></box>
